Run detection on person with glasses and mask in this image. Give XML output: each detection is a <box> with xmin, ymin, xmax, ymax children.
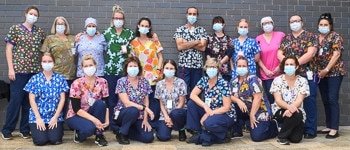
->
<box><xmin>230</xmin><ymin>57</ymin><xmax>278</xmax><ymax>142</ymax></box>
<box><xmin>186</xmin><ymin>58</ymin><xmax>235</xmax><ymax>146</ymax></box>
<box><xmin>315</xmin><ymin>13</ymin><xmax>345</xmax><ymax>139</ymax></box>
<box><xmin>277</xmin><ymin>14</ymin><xmax>318</xmax><ymax>139</ymax></box>
<box><xmin>270</xmin><ymin>56</ymin><xmax>310</xmax><ymax>145</ymax></box>
<box><xmin>102</xmin><ymin>5</ymin><xmax>135</xmax><ymax>133</ymax></box>
<box><xmin>2</xmin><ymin>6</ymin><xmax>45</xmax><ymax>140</ymax></box>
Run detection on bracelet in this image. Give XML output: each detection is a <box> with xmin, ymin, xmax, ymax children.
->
<box><xmin>141</xmin><ymin>104</ymin><xmax>146</xmax><ymax>111</ymax></box>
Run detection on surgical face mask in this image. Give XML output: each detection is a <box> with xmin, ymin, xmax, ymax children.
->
<box><xmin>163</xmin><ymin>69</ymin><xmax>175</xmax><ymax>78</ymax></box>
<box><xmin>83</xmin><ymin>66</ymin><xmax>96</xmax><ymax>77</ymax></box>
<box><xmin>284</xmin><ymin>66</ymin><xmax>296</xmax><ymax>76</ymax></box>
<box><xmin>187</xmin><ymin>15</ymin><xmax>197</xmax><ymax>24</ymax></box>
<box><xmin>213</xmin><ymin>23</ymin><xmax>223</xmax><ymax>32</ymax></box>
<box><xmin>41</xmin><ymin>62</ymin><xmax>54</xmax><ymax>72</ymax></box>
<box><xmin>206</xmin><ymin>68</ymin><xmax>218</xmax><ymax>79</ymax></box>
<box><xmin>238</xmin><ymin>28</ymin><xmax>248</xmax><ymax>36</ymax></box>
<box><xmin>113</xmin><ymin>20</ymin><xmax>124</xmax><ymax>28</ymax></box>
<box><xmin>138</xmin><ymin>27</ymin><xmax>149</xmax><ymax>35</ymax></box>
<box><xmin>263</xmin><ymin>24</ymin><xmax>273</xmax><ymax>33</ymax></box>
<box><xmin>127</xmin><ymin>67</ymin><xmax>139</xmax><ymax>77</ymax></box>
<box><xmin>290</xmin><ymin>22</ymin><xmax>302</xmax><ymax>32</ymax></box>
<box><xmin>56</xmin><ymin>25</ymin><xmax>65</xmax><ymax>34</ymax></box>
<box><xmin>318</xmin><ymin>26</ymin><xmax>330</xmax><ymax>34</ymax></box>
<box><xmin>236</xmin><ymin>67</ymin><xmax>248</xmax><ymax>76</ymax></box>
<box><xmin>86</xmin><ymin>27</ymin><xmax>96</xmax><ymax>36</ymax></box>
<box><xmin>26</xmin><ymin>14</ymin><xmax>37</xmax><ymax>25</ymax></box>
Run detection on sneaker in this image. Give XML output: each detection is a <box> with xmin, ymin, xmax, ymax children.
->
<box><xmin>19</xmin><ymin>132</ymin><xmax>31</xmax><ymax>139</ymax></box>
<box><xmin>277</xmin><ymin>138</ymin><xmax>290</xmax><ymax>145</ymax></box>
<box><xmin>1</xmin><ymin>133</ymin><xmax>12</xmax><ymax>140</ymax></box>
<box><xmin>95</xmin><ymin>135</ymin><xmax>108</xmax><ymax>147</ymax></box>
<box><xmin>73</xmin><ymin>130</ymin><xmax>80</xmax><ymax>143</ymax></box>
<box><xmin>179</xmin><ymin>130</ymin><xmax>187</xmax><ymax>141</ymax></box>
<box><xmin>231</xmin><ymin>132</ymin><xmax>243</xmax><ymax>139</ymax></box>
<box><xmin>116</xmin><ymin>132</ymin><xmax>130</xmax><ymax>145</ymax></box>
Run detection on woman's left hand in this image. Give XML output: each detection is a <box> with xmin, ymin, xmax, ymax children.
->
<box><xmin>141</xmin><ymin>120</ymin><xmax>152</xmax><ymax>132</ymax></box>
<box><xmin>318</xmin><ymin>69</ymin><xmax>328</xmax><ymax>78</ymax></box>
<box><xmin>48</xmin><ymin>117</ymin><xmax>58</xmax><ymax>129</ymax></box>
<box><xmin>249</xmin><ymin>115</ymin><xmax>259</xmax><ymax>129</ymax></box>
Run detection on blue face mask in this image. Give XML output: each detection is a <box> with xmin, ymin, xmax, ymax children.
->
<box><xmin>318</xmin><ymin>26</ymin><xmax>330</xmax><ymax>34</ymax></box>
<box><xmin>138</xmin><ymin>27</ymin><xmax>149</xmax><ymax>35</ymax></box>
<box><xmin>206</xmin><ymin>68</ymin><xmax>218</xmax><ymax>79</ymax></box>
<box><xmin>127</xmin><ymin>67</ymin><xmax>139</xmax><ymax>77</ymax></box>
<box><xmin>163</xmin><ymin>69</ymin><xmax>175</xmax><ymax>78</ymax></box>
<box><xmin>56</xmin><ymin>25</ymin><xmax>65</xmax><ymax>34</ymax></box>
<box><xmin>213</xmin><ymin>23</ymin><xmax>223</xmax><ymax>32</ymax></box>
<box><xmin>238</xmin><ymin>28</ymin><xmax>248</xmax><ymax>36</ymax></box>
<box><xmin>284</xmin><ymin>66</ymin><xmax>296</xmax><ymax>76</ymax></box>
<box><xmin>187</xmin><ymin>15</ymin><xmax>197</xmax><ymax>24</ymax></box>
<box><xmin>236</xmin><ymin>67</ymin><xmax>248</xmax><ymax>76</ymax></box>
<box><xmin>290</xmin><ymin>22</ymin><xmax>302</xmax><ymax>32</ymax></box>
<box><xmin>86</xmin><ymin>27</ymin><xmax>96</xmax><ymax>36</ymax></box>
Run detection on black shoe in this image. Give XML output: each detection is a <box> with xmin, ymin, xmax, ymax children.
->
<box><xmin>95</xmin><ymin>135</ymin><xmax>108</xmax><ymax>147</ymax></box>
<box><xmin>231</xmin><ymin>132</ymin><xmax>243</xmax><ymax>139</ymax></box>
<box><xmin>317</xmin><ymin>130</ymin><xmax>330</xmax><ymax>134</ymax></box>
<box><xmin>116</xmin><ymin>132</ymin><xmax>130</xmax><ymax>145</ymax></box>
<box><xmin>325</xmin><ymin>132</ymin><xmax>339</xmax><ymax>139</ymax></box>
<box><xmin>19</xmin><ymin>132</ymin><xmax>31</xmax><ymax>139</ymax></box>
<box><xmin>73</xmin><ymin>130</ymin><xmax>80</xmax><ymax>143</ymax></box>
<box><xmin>277</xmin><ymin>138</ymin><xmax>290</xmax><ymax>145</ymax></box>
<box><xmin>226</xmin><ymin>127</ymin><xmax>233</xmax><ymax>139</ymax></box>
<box><xmin>186</xmin><ymin>132</ymin><xmax>199</xmax><ymax>144</ymax></box>
<box><xmin>179</xmin><ymin>130</ymin><xmax>187</xmax><ymax>141</ymax></box>
<box><xmin>304</xmin><ymin>134</ymin><xmax>317</xmax><ymax>139</ymax></box>
<box><xmin>221</xmin><ymin>137</ymin><xmax>231</xmax><ymax>144</ymax></box>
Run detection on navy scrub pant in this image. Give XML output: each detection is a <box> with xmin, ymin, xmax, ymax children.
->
<box><xmin>67</xmin><ymin>100</ymin><xmax>107</xmax><ymax>142</ymax></box>
<box><xmin>29</xmin><ymin>122</ymin><xmax>64</xmax><ymax>145</ymax></box>
<box><xmin>104</xmin><ymin>74</ymin><xmax>123</xmax><ymax>133</ymax></box>
<box><xmin>177</xmin><ymin>67</ymin><xmax>202</xmax><ymax>102</ymax></box>
<box><xmin>303</xmin><ymin>78</ymin><xmax>318</xmax><ymax>136</ymax></box>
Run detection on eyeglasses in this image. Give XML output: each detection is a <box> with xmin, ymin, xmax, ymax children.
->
<box><xmin>289</xmin><ymin>20</ymin><xmax>302</xmax><ymax>24</ymax></box>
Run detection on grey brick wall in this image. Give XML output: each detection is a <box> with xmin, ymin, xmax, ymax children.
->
<box><xmin>0</xmin><ymin>0</ymin><xmax>349</xmax><ymax>125</ymax></box>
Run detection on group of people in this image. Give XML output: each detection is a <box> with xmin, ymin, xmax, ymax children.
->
<box><xmin>1</xmin><ymin>4</ymin><xmax>344</xmax><ymax>147</ymax></box>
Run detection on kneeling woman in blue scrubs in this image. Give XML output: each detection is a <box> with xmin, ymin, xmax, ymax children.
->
<box><xmin>186</xmin><ymin>58</ymin><xmax>236</xmax><ymax>146</ymax></box>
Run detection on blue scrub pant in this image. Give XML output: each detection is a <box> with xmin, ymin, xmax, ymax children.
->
<box><xmin>67</xmin><ymin>100</ymin><xmax>107</xmax><ymax>142</ymax></box>
<box><xmin>177</xmin><ymin>67</ymin><xmax>202</xmax><ymax>102</ymax></box>
<box><xmin>29</xmin><ymin>122</ymin><xmax>64</xmax><ymax>145</ymax></box>
<box><xmin>303</xmin><ymin>78</ymin><xmax>318</xmax><ymax>136</ymax></box>
<box><xmin>104</xmin><ymin>75</ymin><xmax>123</xmax><ymax>132</ymax></box>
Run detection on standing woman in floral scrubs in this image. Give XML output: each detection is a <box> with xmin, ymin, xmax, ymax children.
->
<box><xmin>2</xmin><ymin>6</ymin><xmax>46</xmax><ymax>140</ymax></box>
<box><xmin>41</xmin><ymin>16</ymin><xmax>76</xmax><ymax>117</ymax></box>
<box><xmin>130</xmin><ymin>17</ymin><xmax>164</xmax><ymax>122</ymax></box>
<box><xmin>103</xmin><ymin>5</ymin><xmax>135</xmax><ymax>132</ymax></box>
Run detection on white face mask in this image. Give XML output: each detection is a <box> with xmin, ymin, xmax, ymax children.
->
<box><xmin>42</xmin><ymin>62</ymin><xmax>54</xmax><ymax>72</ymax></box>
<box><xmin>113</xmin><ymin>20</ymin><xmax>124</xmax><ymax>28</ymax></box>
<box><xmin>83</xmin><ymin>66</ymin><xmax>96</xmax><ymax>77</ymax></box>
<box><xmin>56</xmin><ymin>25</ymin><xmax>65</xmax><ymax>34</ymax></box>
<box><xmin>26</xmin><ymin>14</ymin><xmax>37</xmax><ymax>25</ymax></box>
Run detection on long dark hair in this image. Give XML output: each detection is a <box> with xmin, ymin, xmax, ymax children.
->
<box><xmin>135</xmin><ymin>17</ymin><xmax>153</xmax><ymax>38</ymax></box>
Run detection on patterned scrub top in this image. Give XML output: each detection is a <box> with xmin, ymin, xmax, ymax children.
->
<box><xmin>103</xmin><ymin>27</ymin><xmax>135</xmax><ymax>75</ymax></box>
<box><xmin>270</xmin><ymin>75</ymin><xmax>310</xmax><ymax>122</ymax></box>
<box><xmin>66</xmin><ymin>76</ymin><xmax>109</xmax><ymax>119</ymax></box>
<box><xmin>41</xmin><ymin>35</ymin><xmax>76</xmax><ymax>80</ymax></box>
<box><xmin>4</xmin><ymin>24</ymin><xmax>46</xmax><ymax>73</ymax></box>
<box><xmin>154</xmin><ymin>77</ymin><xmax>187</xmax><ymax>118</ymax></box>
<box><xmin>230</xmin><ymin>75</ymin><xmax>272</xmax><ymax>121</ymax></box>
<box><xmin>173</xmin><ymin>24</ymin><xmax>208</xmax><ymax>69</ymax></box>
<box><xmin>232</xmin><ymin>37</ymin><xmax>261</xmax><ymax>78</ymax></box>
<box><xmin>206</xmin><ymin>34</ymin><xmax>234</xmax><ymax>76</ymax></box>
<box><xmin>114</xmin><ymin>76</ymin><xmax>152</xmax><ymax>119</ymax></box>
<box><xmin>24</xmin><ymin>72</ymin><xmax>69</xmax><ymax>123</ymax></box>
<box><xmin>130</xmin><ymin>37</ymin><xmax>163</xmax><ymax>85</ymax></box>
<box><xmin>316</xmin><ymin>31</ymin><xmax>345</xmax><ymax>77</ymax></box>
<box><xmin>279</xmin><ymin>30</ymin><xmax>318</xmax><ymax>76</ymax></box>
<box><xmin>196</xmin><ymin>76</ymin><xmax>236</xmax><ymax>120</ymax></box>
<box><xmin>75</xmin><ymin>34</ymin><xmax>107</xmax><ymax>77</ymax></box>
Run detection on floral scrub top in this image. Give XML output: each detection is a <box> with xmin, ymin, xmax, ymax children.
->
<box><xmin>316</xmin><ymin>31</ymin><xmax>345</xmax><ymax>77</ymax></box>
<box><xmin>154</xmin><ymin>77</ymin><xmax>187</xmax><ymax>119</ymax></box>
<box><xmin>66</xmin><ymin>76</ymin><xmax>109</xmax><ymax>119</ymax></box>
<box><xmin>206</xmin><ymin>34</ymin><xmax>234</xmax><ymax>76</ymax></box>
<box><xmin>41</xmin><ymin>35</ymin><xmax>76</xmax><ymax>80</ymax></box>
<box><xmin>5</xmin><ymin>24</ymin><xmax>46</xmax><ymax>73</ymax></box>
<box><xmin>103</xmin><ymin>27</ymin><xmax>135</xmax><ymax>75</ymax></box>
<box><xmin>232</xmin><ymin>38</ymin><xmax>261</xmax><ymax>78</ymax></box>
<box><xmin>173</xmin><ymin>24</ymin><xmax>208</xmax><ymax>69</ymax></box>
<box><xmin>114</xmin><ymin>76</ymin><xmax>152</xmax><ymax>119</ymax></box>
<box><xmin>279</xmin><ymin>31</ymin><xmax>318</xmax><ymax>76</ymax></box>
<box><xmin>270</xmin><ymin>75</ymin><xmax>310</xmax><ymax>122</ymax></box>
<box><xmin>230</xmin><ymin>75</ymin><xmax>272</xmax><ymax>121</ymax></box>
<box><xmin>196</xmin><ymin>76</ymin><xmax>236</xmax><ymax>120</ymax></box>
<box><xmin>24</xmin><ymin>72</ymin><xmax>69</xmax><ymax>123</ymax></box>
<box><xmin>75</xmin><ymin>34</ymin><xmax>107</xmax><ymax>77</ymax></box>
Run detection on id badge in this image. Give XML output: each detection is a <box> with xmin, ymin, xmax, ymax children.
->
<box><xmin>87</xmin><ymin>97</ymin><xmax>95</xmax><ymax>106</ymax></box>
<box><xmin>306</xmin><ymin>71</ymin><xmax>313</xmax><ymax>80</ymax></box>
<box><xmin>166</xmin><ymin>100</ymin><xmax>173</xmax><ymax>109</ymax></box>
<box><xmin>114</xmin><ymin>110</ymin><xmax>120</xmax><ymax>120</ymax></box>
<box><xmin>318</xmin><ymin>48</ymin><xmax>323</xmax><ymax>56</ymax></box>
<box><xmin>205</xmin><ymin>98</ymin><xmax>211</xmax><ymax>106</ymax></box>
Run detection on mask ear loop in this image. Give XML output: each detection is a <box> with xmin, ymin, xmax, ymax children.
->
<box><xmin>313</xmin><ymin>73</ymin><xmax>321</xmax><ymax>83</ymax></box>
